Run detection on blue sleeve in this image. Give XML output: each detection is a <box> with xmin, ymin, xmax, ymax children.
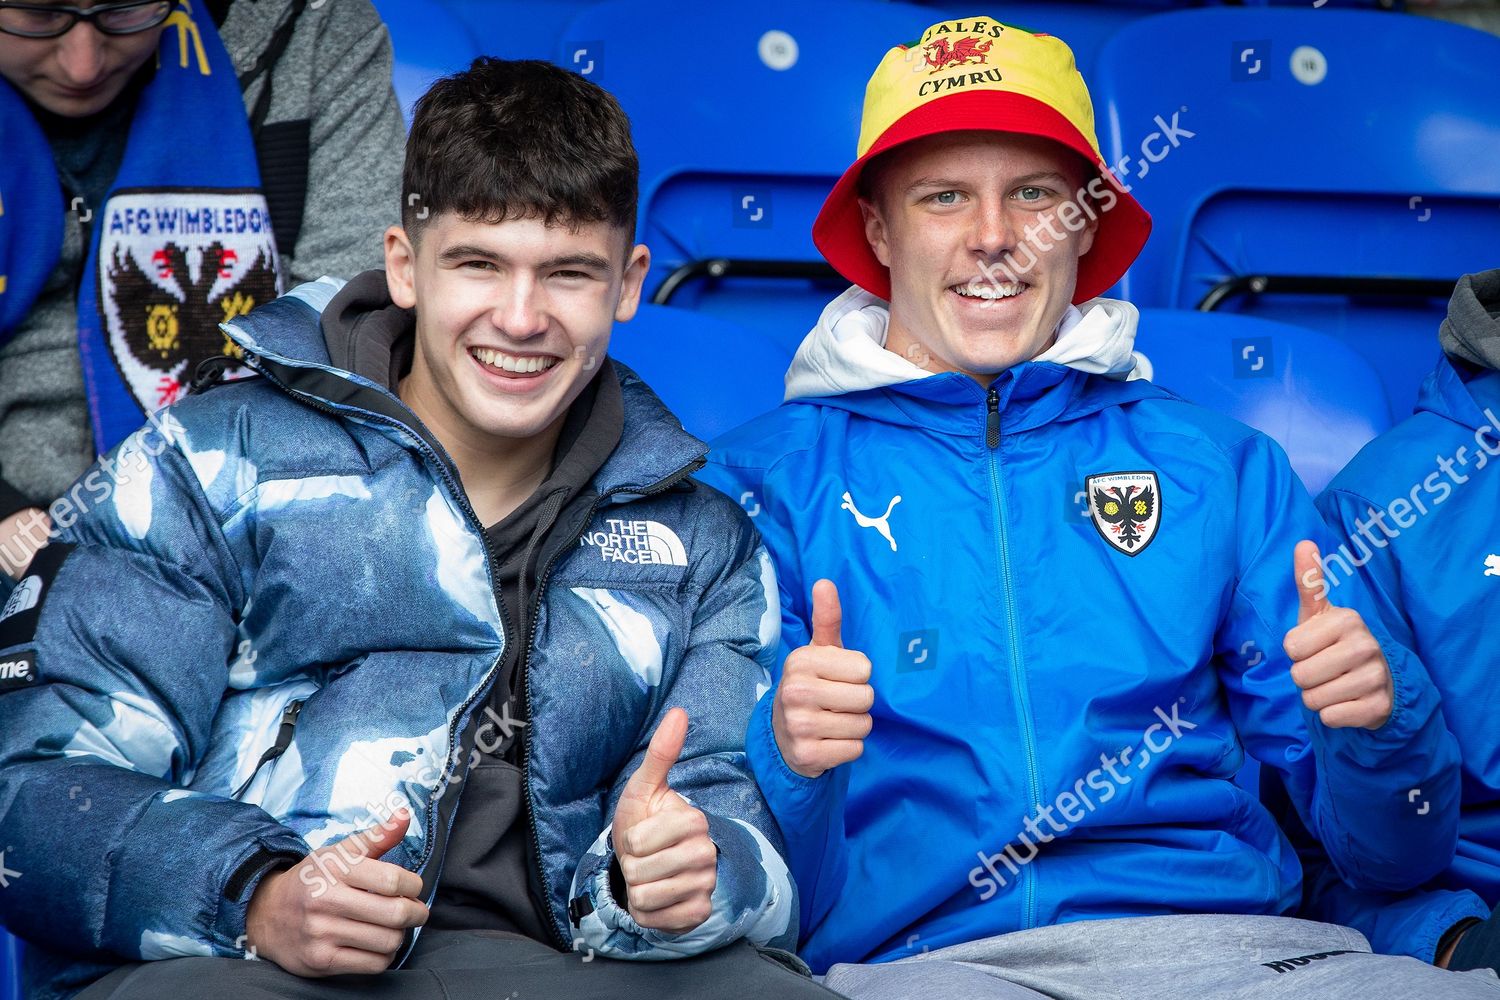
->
<box><xmin>1263</xmin><ymin>770</ymin><xmax>1489</xmax><ymax>962</ymax></box>
<box><xmin>1302</xmin><ymin>856</ymin><xmax>1489</xmax><ymax>961</ymax></box>
<box><xmin>0</xmin><ymin>418</ymin><xmax>308</xmax><ymax>962</ymax></box>
<box><xmin>1213</xmin><ymin>432</ymin><xmax>1461</xmax><ymax>893</ymax></box>
<box><xmin>695</xmin><ymin>455</ymin><xmax>851</xmax><ymax>945</ymax></box>
<box><xmin>569</xmin><ymin>511</ymin><xmax>798</xmax><ymax>959</ymax></box>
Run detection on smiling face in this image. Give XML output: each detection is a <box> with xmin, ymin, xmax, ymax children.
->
<box><xmin>385</xmin><ymin>211</ymin><xmax>649</xmax><ymax>451</ymax></box>
<box><xmin>0</xmin><ymin>4</ymin><xmax>168</xmax><ymax>117</ymax></box>
<box><xmin>858</xmin><ymin>130</ymin><xmax>1098</xmax><ymax>383</ymax></box>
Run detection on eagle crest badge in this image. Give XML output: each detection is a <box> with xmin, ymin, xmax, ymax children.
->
<box><xmin>98</xmin><ymin>189</ymin><xmax>282</xmax><ymax>412</ymax></box>
<box><xmin>1086</xmin><ymin>471</ymin><xmax>1161</xmax><ymax>556</ymax></box>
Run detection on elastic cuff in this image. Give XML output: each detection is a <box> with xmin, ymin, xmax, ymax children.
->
<box><xmin>1450</xmin><ymin>909</ymin><xmax>1500</xmax><ymax>974</ymax></box>
<box><xmin>213</xmin><ymin>838</ymin><xmax>309</xmax><ymax>955</ymax></box>
<box><xmin>1439</xmin><ymin>917</ymin><xmax>1485</xmax><ymax>967</ymax></box>
<box><xmin>224</xmin><ymin>846</ymin><xmax>304</xmax><ymax>902</ymax></box>
<box><xmin>748</xmin><ymin>694</ymin><xmax>831</xmax><ymax>804</ymax></box>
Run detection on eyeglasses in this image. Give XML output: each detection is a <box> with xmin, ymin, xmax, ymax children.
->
<box><xmin>0</xmin><ymin>1</ymin><xmax>173</xmax><ymax>39</ymax></box>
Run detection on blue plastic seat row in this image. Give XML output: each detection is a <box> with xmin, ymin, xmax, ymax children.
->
<box><xmin>366</xmin><ymin>0</ymin><xmax>1489</xmax><ymax>484</ymax></box>
<box><xmin>1092</xmin><ymin>6</ymin><xmax>1500</xmax><ymax>414</ymax></box>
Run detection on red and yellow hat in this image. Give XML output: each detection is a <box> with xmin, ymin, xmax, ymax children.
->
<box><xmin>813</xmin><ymin>15</ymin><xmax>1151</xmax><ymax>304</ymax></box>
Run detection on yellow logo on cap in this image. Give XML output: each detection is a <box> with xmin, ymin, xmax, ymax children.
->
<box><xmin>857</xmin><ymin>16</ymin><xmax>1099</xmax><ymax>162</ymax></box>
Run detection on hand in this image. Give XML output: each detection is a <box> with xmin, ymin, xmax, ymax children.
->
<box><xmin>1284</xmin><ymin>540</ymin><xmax>1395</xmax><ymax>730</ymax></box>
<box><xmin>611</xmin><ymin>707</ymin><xmax>718</xmax><ymax>934</ymax></box>
<box><xmin>244</xmin><ymin>809</ymin><xmax>428</xmax><ymax>977</ymax></box>
<box><xmin>772</xmin><ymin>580</ymin><xmax>874</xmax><ymax>778</ymax></box>
<box><xmin>0</xmin><ymin>507</ymin><xmax>49</xmax><ymax>580</ymax></box>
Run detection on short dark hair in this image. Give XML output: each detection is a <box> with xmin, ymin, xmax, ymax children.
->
<box><xmin>401</xmin><ymin>58</ymin><xmax>638</xmax><ymax>242</ymax></box>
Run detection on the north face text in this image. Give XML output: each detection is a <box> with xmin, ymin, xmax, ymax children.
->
<box><xmin>579</xmin><ymin>519</ymin><xmax>688</xmax><ymax>566</ymax></box>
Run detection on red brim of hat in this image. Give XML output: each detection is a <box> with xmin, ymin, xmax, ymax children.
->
<box><xmin>812</xmin><ymin>89</ymin><xmax>1151</xmax><ymax>305</ymax></box>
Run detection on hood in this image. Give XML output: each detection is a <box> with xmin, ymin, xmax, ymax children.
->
<box><xmin>321</xmin><ymin>268</ymin><xmax>416</xmax><ymax>392</ymax></box>
<box><xmin>784</xmin><ymin>285</ymin><xmax>1150</xmax><ymax>403</ymax></box>
<box><xmin>1416</xmin><ymin>269</ymin><xmax>1500</xmax><ymax>432</ymax></box>
<box><xmin>1439</xmin><ymin>268</ymin><xmax>1500</xmax><ymax>374</ymax></box>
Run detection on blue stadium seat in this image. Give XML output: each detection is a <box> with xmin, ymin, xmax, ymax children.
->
<box><xmin>555</xmin><ymin>0</ymin><xmax>945</xmax><ymax>355</ymax></box>
<box><xmin>445</xmin><ymin>1</ymin><xmax>595</xmax><ymax>63</ymax></box>
<box><xmin>1136</xmin><ymin>308</ymin><xmax>1394</xmax><ymax>496</ymax></box>
<box><xmin>611</xmin><ymin>304</ymin><xmax>791</xmax><ymax>444</ymax></box>
<box><xmin>920</xmin><ymin>1</ymin><xmax>1144</xmax><ymax>78</ymax></box>
<box><xmin>1</xmin><ymin>928</ymin><xmax>21</xmax><ymax>1000</ymax></box>
<box><xmin>369</xmin><ymin>0</ymin><xmax>482</xmax><ymax>124</ymax></box>
<box><xmin>1092</xmin><ymin>7</ymin><xmax>1500</xmax><ymax>414</ymax></box>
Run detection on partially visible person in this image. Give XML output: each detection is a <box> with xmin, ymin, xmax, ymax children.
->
<box><xmin>0</xmin><ymin>0</ymin><xmax>404</xmax><ymax>576</ymax></box>
<box><xmin>1271</xmin><ymin>268</ymin><xmax>1500</xmax><ymax>976</ymax></box>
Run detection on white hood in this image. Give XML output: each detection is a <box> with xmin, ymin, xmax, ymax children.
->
<box><xmin>783</xmin><ymin>285</ymin><xmax>1152</xmax><ymax>402</ymax></box>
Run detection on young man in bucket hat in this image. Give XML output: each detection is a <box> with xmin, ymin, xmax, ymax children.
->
<box><xmin>697</xmin><ymin>15</ymin><xmax>1497</xmax><ymax>996</ymax></box>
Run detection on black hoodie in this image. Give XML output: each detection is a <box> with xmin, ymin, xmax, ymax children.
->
<box><xmin>322</xmin><ymin>270</ymin><xmax>624</xmax><ymax>940</ymax></box>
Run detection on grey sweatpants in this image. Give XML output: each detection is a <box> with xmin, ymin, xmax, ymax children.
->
<box><xmin>821</xmin><ymin>914</ymin><xmax>1500</xmax><ymax>999</ymax></box>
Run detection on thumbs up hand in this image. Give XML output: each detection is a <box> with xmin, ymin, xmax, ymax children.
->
<box><xmin>1283</xmin><ymin>540</ymin><xmax>1395</xmax><ymax>730</ymax></box>
<box><xmin>772</xmin><ymin>580</ymin><xmax>876</xmax><ymax>778</ymax></box>
<box><xmin>612</xmin><ymin>708</ymin><xmax>718</xmax><ymax>934</ymax></box>
<box><xmin>245</xmin><ymin>807</ymin><xmax>428</xmax><ymax>977</ymax></box>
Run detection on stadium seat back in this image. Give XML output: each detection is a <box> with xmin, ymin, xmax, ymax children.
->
<box><xmin>446</xmin><ymin>0</ymin><xmax>595</xmax><ymax>63</ymax></box>
<box><xmin>558</xmin><ymin>1</ymin><xmax>944</xmax><ymax>339</ymax></box>
<box><xmin>610</xmin><ymin>304</ymin><xmax>792</xmax><ymax>444</ymax></box>
<box><xmin>1136</xmin><ymin>308</ymin><xmax>1393</xmax><ymax>495</ymax></box>
<box><xmin>1094</xmin><ymin>8</ymin><xmax>1500</xmax><ymax>410</ymax></box>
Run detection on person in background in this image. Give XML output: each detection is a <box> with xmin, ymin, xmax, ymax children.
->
<box><xmin>0</xmin><ymin>0</ymin><xmax>405</xmax><ymax>580</ymax></box>
<box><xmin>1268</xmin><ymin>267</ymin><xmax>1500</xmax><ymax>978</ymax></box>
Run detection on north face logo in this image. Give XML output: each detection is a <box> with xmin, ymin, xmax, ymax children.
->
<box><xmin>0</xmin><ymin>576</ymin><xmax>41</xmax><ymax>623</ymax></box>
<box><xmin>579</xmin><ymin>519</ymin><xmax>687</xmax><ymax>566</ymax></box>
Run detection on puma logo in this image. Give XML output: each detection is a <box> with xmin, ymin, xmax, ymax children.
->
<box><xmin>1484</xmin><ymin>554</ymin><xmax>1500</xmax><ymax>578</ymax></box>
<box><xmin>841</xmin><ymin>491</ymin><xmax>901</xmax><ymax>552</ymax></box>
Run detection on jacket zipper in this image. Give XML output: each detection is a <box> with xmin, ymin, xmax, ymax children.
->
<box><xmin>986</xmin><ymin>384</ymin><xmax>1041</xmax><ymax>930</ymax></box>
<box><xmin>521</xmin><ymin>460</ymin><xmax>704</xmax><ymax>947</ymax></box>
<box><xmin>245</xmin><ymin>360</ymin><xmax>514</xmax><ymax>893</ymax></box>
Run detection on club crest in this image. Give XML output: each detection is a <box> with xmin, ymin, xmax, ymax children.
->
<box><xmin>98</xmin><ymin>189</ymin><xmax>282</xmax><ymax>413</ymax></box>
<box><xmin>1085</xmin><ymin>471</ymin><xmax>1161</xmax><ymax>556</ymax></box>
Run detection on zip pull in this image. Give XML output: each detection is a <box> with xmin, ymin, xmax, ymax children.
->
<box><xmin>986</xmin><ymin>386</ymin><xmax>1000</xmax><ymax>449</ymax></box>
<box><xmin>232</xmin><ymin>699</ymin><xmax>306</xmax><ymax>799</ymax></box>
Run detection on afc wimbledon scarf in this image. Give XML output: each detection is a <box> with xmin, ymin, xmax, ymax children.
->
<box><xmin>0</xmin><ymin>0</ymin><xmax>281</xmax><ymax>456</ymax></box>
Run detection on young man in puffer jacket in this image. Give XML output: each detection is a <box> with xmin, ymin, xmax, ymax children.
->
<box><xmin>697</xmin><ymin>14</ymin><xmax>1494</xmax><ymax>998</ymax></box>
<box><xmin>1267</xmin><ymin>268</ymin><xmax>1500</xmax><ymax>978</ymax></box>
<box><xmin>0</xmin><ymin>58</ymin><xmax>827</xmax><ymax>1000</ymax></box>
